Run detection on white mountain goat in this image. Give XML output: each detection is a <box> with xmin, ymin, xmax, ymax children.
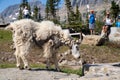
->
<box><xmin>5</xmin><ymin>19</ymin><xmax>80</xmax><ymax>71</ymax></box>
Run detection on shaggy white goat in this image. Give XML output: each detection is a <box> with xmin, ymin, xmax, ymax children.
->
<box><xmin>6</xmin><ymin>19</ymin><xmax>80</xmax><ymax>71</ymax></box>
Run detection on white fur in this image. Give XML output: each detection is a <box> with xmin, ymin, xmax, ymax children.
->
<box><xmin>6</xmin><ymin>19</ymin><xmax>80</xmax><ymax>70</ymax></box>
<box><xmin>71</xmin><ymin>43</ymin><xmax>80</xmax><ymax>59</ymax></box>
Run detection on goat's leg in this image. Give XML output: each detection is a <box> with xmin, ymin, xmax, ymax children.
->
<box><xmin>46</xmin><ymin>58</ymin><xmax>51</xmax><ymax>70</ymax></box>
<box><xmin>14</xmin><ymin>49</ymin><xmax>23</xmax><ymax>69</ymax></box>
<box><xmin>54</xmin><ymin>59</ymin><xmax>60</xmax><ymax>71</ymax></box>
<box><xmin>20</xmin><ymin>54</ymin><xmax>30</xmax><ymax>70</ymax></box>
<box><xmin>53</xmin><ymin>52</ymin><xmax>60</xmax><ymax>71</ymax></box>
<box><xmin>15</xmin><ymin>55</ymin><xmax>22</xmax><ymax>69</ymax></box>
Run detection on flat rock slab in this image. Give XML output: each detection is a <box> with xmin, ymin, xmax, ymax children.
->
<box><xmin>109</xmin><ymin>27</ymin><xmax>120</xmax><ymax>42</ymax></box>
<box><xmin>60</xmin><ymin>62</ymin><xmax>120</xmax><ymax>80</ymax></box>
<box><xmin>0</xmin><ymin>68</ymin><xmax>79</xmax><ymax>80</ymax></box>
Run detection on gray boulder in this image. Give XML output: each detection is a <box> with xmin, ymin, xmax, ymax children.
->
<box><xmin>81</xmin><ymin>35</ymin><xmax>105</xmax><ymax>46</ymax></box>
<box><xmin>109</xmin><ymin>27</ymin><xmax>120</xmax><ymax>42</ymax></box>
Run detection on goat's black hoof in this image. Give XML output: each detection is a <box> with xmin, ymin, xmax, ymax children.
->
<box><xmin>24</xmin><ymin>66</ymin><xmax>31</xmax><ymax>70</ymax></box>
<box><xmin>17</xmin><ymin>66</ymin><xmax>24</xmax><ymax>70</ymax></box>
<box><xmin>46</xmin><ymin>66</ymin><xmax>51</xmax><ymax>71</ymax></box>
<box><xmin>55</xmin><ymin>68</ymin><xmax>61</xmax><ymax>72</ymax></box>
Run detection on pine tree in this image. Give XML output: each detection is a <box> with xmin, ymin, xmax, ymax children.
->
<box><xmin>33</xmin><ymin>6</ymin><xmax>39</xmax><ymax>21</ymax></box>
<box><xmin>18</xmin><ymin>7</ymin><xmax>23</xmax><ymax>19</ymax></box>
<box><xmin>65</xmin><ymin>0</ymin><xmax>73</xmax><ymax>13</ymax></box>
<box><xmin>45</xmin><ymin>0</ymin><xmax>60</xmax><ymax>24</ymax></box>
<box><xmin>33</xmin><ymin>6</ymin><xmax>42</xmax><ymax>21</ymax></box>
<box><xmin>45</xmin><ymin>0</ymin><xmax>50</xmax><ymax>19</ymax></box>
<box><xmin>86</xmin><ymin>13</ymin><xmax>89</xmax><ymax>27</ymax></box>
<box><xmin>110</xmin><ymin>1</ymin><xmax>119</xmax><ymax>22</ymax></box>
<box><xmin>65</xmin><ymin>0</ymin><xmax>75</xmax><ymax>25</ymax></box>
<box><xmin>75</xmin><ymin>4</ymin><xmax>82</xmax><ymax>24</ymax></box>
<box><xmin>38</xmin><ymin>7</ymin><xmax>42</xmax><ymax>21</ymax></box>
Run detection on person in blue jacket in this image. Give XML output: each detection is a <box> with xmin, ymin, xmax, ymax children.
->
<box><xmin>116</xmin><ymin>15</ymin><xmax>120</xmax><ymax>28</ymax></box>
<box><xmin>88</xmin><ymin>10</ymin><xmax>95</xmax><ymax>35</ymax></box>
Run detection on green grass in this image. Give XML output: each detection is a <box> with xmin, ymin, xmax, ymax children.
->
<box><xmin>61</xmin><ymin>67</ymin><xmax>82</xmax><ymax>76</ymax></box>
<box><xmin>0</xmin><ymin>63</ymin><xmax>16</xmax><ymax>68</ymax></box>
<box><xmin>0</xmin><ymin>29</ymin><xmax>12</xmax><ymax>42</ymax></box>
<box><xmin>30</xmin><ymin>63</ymin><xmax>46</xmax><ymax>69</ymax></box>
<box><xmin>0</xmin><ymin>63</ymin><xmax>82</xmax><ymax>76</ymax></box>
<box><xmin>0</xmin><ymin>29</ymin><xmax>13</xmax><ymax>52</ymax></box>
<box><xmin>31</xmin><ymin>63</ymin><xmax>82</xmax><ymax>76</ymax></box>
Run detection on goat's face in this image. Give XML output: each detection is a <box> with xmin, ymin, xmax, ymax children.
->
<box><xmin>61</xmin><ymin>39</ymin><xmax>80</xmax><ymax>59</ymax></box>
<box><xmin>70</xmin><ymin>40</ymin><xmax>80</xmax><ymax>59</ymax></box>
<box><xmin>58</xmin><ymin>41</ymin><xmax>80</xmax><ymax>66</ymax></box>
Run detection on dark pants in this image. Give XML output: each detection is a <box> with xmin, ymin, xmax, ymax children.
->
<box><xmin>106</xmin><ymin>25</ymin><xmax>112</xmax><ymax>37</ymax></box>
<box><xmin>24</xmin><ymin>14</ymin><xmax>30</xmax><ymax>18</ymax></box>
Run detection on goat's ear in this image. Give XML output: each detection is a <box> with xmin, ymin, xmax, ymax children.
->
<box><xmin>5</xmin><ymin>24</ymin><xmax>13</xmax><ymax>31</ymax></box>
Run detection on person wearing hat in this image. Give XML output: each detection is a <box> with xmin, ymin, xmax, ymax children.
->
<box><xmin>102</xmin><ymin>12</ymin><xmax>113</xmax><ymax>38</ymax></box>
<box><xmin>88</xmin><ymin>10</ymin><xmax>95</xmax><ymax>35</ymax></box>
<box><xmin>116</xmin><ymin>15</ymin><xmax>120</xmax><ymax>27</ymax></box>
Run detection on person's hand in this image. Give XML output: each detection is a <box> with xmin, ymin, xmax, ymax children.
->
<box><xmin>111</xmin><ymin>19</ymin><xmax>113</xmax><ymax>22</ymax></box>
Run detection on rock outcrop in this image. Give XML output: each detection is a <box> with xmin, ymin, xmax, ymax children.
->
<box><xmin>60</xmin><ymin>62</ymin><xmax>120</xmax><ymax>80</ymax></box>
<box><xmin>109</xmin><ymin>27</ymin><xmax>120</xmax><ymax>42</ymax></box>
<box><xmin>81</xmin><ymin>35</ymin><xmax>105</xmax><ymax>46</ymax></box>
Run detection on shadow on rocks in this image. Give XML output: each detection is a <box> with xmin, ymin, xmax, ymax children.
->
<box><xmin>112</xmin><ymin>63</ymin><xmax>120</xmax><ymax>67</ymax></box>
<box><xmin>29</xmin><ymin>68</ymin><xmax>61</xmax><ymax>72</ymax></box>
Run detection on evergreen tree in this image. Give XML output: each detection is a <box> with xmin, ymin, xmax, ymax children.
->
<box><xmin>45</xmin><ymin>0</ymin><xmax>50</xmax><ymax>19</ymax></box>
<box><xmin>45</xmin><ymin>0</ymin><xmax>60</xmax><ymax>24</ymax></box>
<box><xmin>38</xmin><ymin>7</ymin><xmax>42</xmax><ymax>21</ymax></box>
<box><xmin>18</xmin><ymin>7</ymin><xmax>23</xmax><ymax>19</ymax></box>
<box><xmin>110</xmin><ymin>1</ymin><xmax>119</xmax><ymax>22</ymax></box>
<box><xmin>75</xmin><ymin>4</ymin><xmax>82</xmax><ymax>24</ymax></box>
<box><xmin>21</xmin><ymin>0</ymin><xmax>28</xmax><ymax>8</ymax></box>
<box><xmin>65</xmin><ymin>0</ymin><xmax>73</xmax><ymax>13</ymax></box>
<box><xmin>33</xmin><ymin>6</ymin><xmax>42</xmax><ymax>21</ymax></box>
<box><xmin>33</xmin><ymin>6</ymin><xmax>39</xmax><ymax>21</ymax></box>
<box><xmin>64</xmin><ymin>0</ymin><xmax>83</xmax><ymax>32</ymax></box>
<box><xmin>86</xmin><ymin>12</ymin><xmax>89</xmax><ymax>27</ymax></box>
<box><xmin>65</xmin><ymin>0</ymin><xmax>76</xmax><ymax>25</ymax></box>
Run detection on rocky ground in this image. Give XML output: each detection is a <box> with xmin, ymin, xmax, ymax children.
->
<box><xmin>0</xmin><ymin>62</ymin><xmax>120</xmax><ymax>80</ymax></box>
<box><xmin>0</xmin><ymin>68</ymin><xmax>79</xmax><ymax>80</ymax></box>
